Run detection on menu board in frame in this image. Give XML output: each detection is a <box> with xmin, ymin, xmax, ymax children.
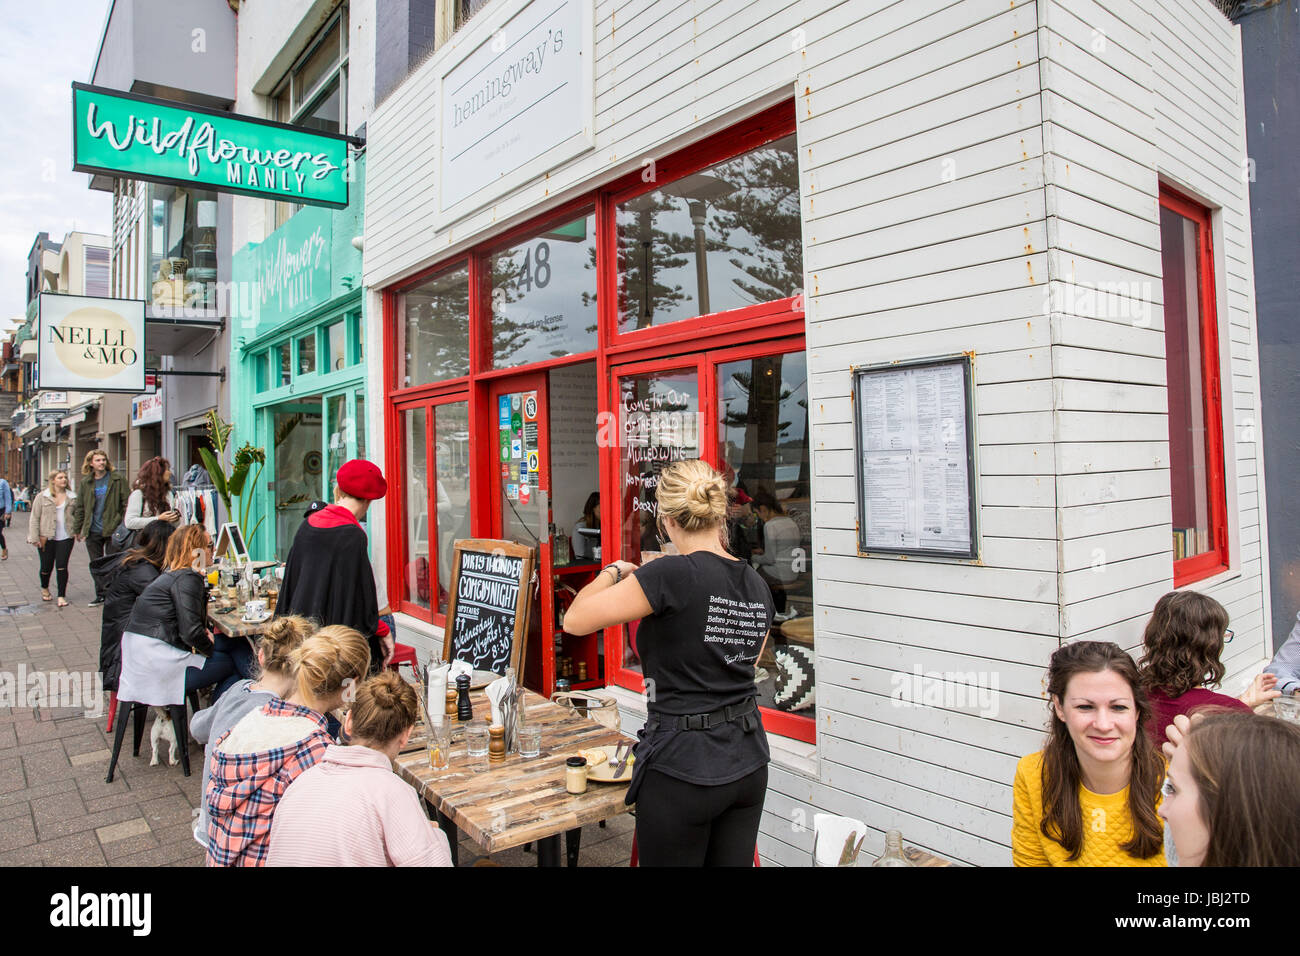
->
<box><xmin>853</xmin><ymin>355</ymin><xmax>978</xmax><ymax>559</ymax></box>
<box><xmin>443</xmin><ymin>538</ymin><xmax>535</xmax><ymax>677</ymax></box>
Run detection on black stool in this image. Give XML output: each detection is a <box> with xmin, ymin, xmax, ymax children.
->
<box><xmin>105</xmin><ymin>690</ymin><xmax>200</xmax><ymax>782</ymax></box>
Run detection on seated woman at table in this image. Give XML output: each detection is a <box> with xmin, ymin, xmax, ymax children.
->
<box><xmin>190</xmin><ymin>614</ymin><xmax>314</xmax><ymax>851</ymax></box>
<box><xmin>266</xmin><ymin>670</ymin><xmax>453</xmax><ymax>867</ymax></box>
<box><xmin>1137</xmin><ymin>590</ymin><xmax>1277</xmax><ymax>746</ymax></box>
<box><xmin>93</xmin><ymin>519</ymin><xmax>173</xmax><ymax>696</ymax></box>
<box><xmin>206</xmin><ymin>625</ymin><xmax>371</xmax><ymax>867</ymax></box>
<box><xmin>572</xmin><ymin>492</ymin><xmax>601</xmax><ymax>562</ymax></box>
<box><xmin>1159</xmin><ymin>711</ymin><xmax>1300</xmax><ymax>866</ymax></box>
<box><xmin>1012</xmin><ymin>640</ymin><xmax>1166</xmax><ymax>866</ymax></box>
<box><xmin>118</xmin><ymin>524</ymin><xmax>235</xmax><ymax>708</ymax></box>
<box><xmin>749</xmin><ymin>490</ymin><xmax>801</xmax><ymax>621</ymax></box>
<box><xmin>565</xmin><ymin>459</ymin><xmax>773</xmax><ymax>867</ymax></box>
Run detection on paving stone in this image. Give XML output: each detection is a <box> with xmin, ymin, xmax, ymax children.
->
<box><xmin>137</xmin><ymin>794</ymin><xmax>198</xmax><ymax>829</ymax></box>
<box><xmin>35</xmin><ymin>797</ymin><xmax>148</xmax><ymax>841</ymax></box>
<box><xmin>0</xmin><ymin>778</ymin><xmax>80</xmax><ymax>807</ymax></box>
<box><xmin>0</xmin><ymin>799</ymin><xmax>32</xmax><ymax>822</ymax></box>
<box><xmin>95</xmin><ymin>817</ymin><xmax>151</xmax><ymax>844</ymax></box>
<box><xmin>0</xmin><ymin>830</ymin><xmax>106</xmax><ymax>867</ymax></box>
<box><xmin>69</xmin><ymin>748</ymin><xmax>112</xmax><ymax>766</ymax></box>
<box><xmin>82</xmin><ymin>781</ymin><xmax>178</xmax><ymax>815</ymax></box>
<box><xmin>102</xmin><ymin>831</ymin><xmax>162</xmax><ymax>862</ymax></box>
<box><xmin>0</xmin><ymin>813</ymin><xmax>36</xmax><ymax>851</ymax></box>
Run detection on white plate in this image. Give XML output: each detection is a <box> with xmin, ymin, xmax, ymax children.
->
<box><xmin>241</xmin><ymin>611</ymin><xmax>272</xmax><ymax>624</ymax></box>
<box><xmin>584</xmin><ymin>744</ymin><xmax>635</xmax><ymax>783</ymax></box>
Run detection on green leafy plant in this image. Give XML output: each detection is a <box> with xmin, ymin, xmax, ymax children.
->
<box><xmin>199</xmin><ymin>410</ymin><xmax>267</xmax><ymax>555</ymax></box>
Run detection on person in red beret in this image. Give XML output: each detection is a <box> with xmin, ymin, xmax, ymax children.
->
<box><xmin>275</xmin><ymin>460</ymin><xmax>393</xmax><ymax>671</ymax></box>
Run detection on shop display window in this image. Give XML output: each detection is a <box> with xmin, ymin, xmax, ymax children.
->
<box><xmin>486</xmin><ymin>210</ymin><xmax>598</xmax><ymax>370</ymax></box>
<box><xmin>1159</xmin><ymin>186</ymin><xmax>1229</xmax><ymax>584</ymax></box>
<box><xmin>399</xmin><ymin>263</ymin><xmax>470</xmax><ymax>387</ymax></box>
<box><xmin>147</xmin><ymin>183</ymin><xmax>219</xmax><ymax>311</ymax></box>
<box><xmin>327</xmin><ymin>320</ymin><xmax>347</xmax><ymax>372</ymax></box>
<box><xmin>616</xmin><ymin>133</ymin><xmax>802</xmax><ymax>333</ymax></box>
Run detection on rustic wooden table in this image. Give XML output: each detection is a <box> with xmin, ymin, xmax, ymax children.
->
<box><xmin>206</xmin><ymin>606</ymin><xmax>272</xmax><ymax>640</ymax></box>
<box><xmin>395</xmin><ymin>688</ymin><xmax>634</xmax><ymax>867</ymax></box>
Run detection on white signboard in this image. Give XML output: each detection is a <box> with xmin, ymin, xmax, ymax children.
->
<box><xmin>854</xmin><ymin>357</ymin><xmax>977</xmax><ymax>558</ymax></box>
<box><xmin>438</xmin><ymin>0</ymin><xmax>593</xmax><ymax>217</ymax></box>
<box><xmin>38</xmin><ymin>293</ymin><xmax>146</xmax><ymax>394</ymax></box>
<box><xmin>131</xmin><ymin>392</ymin><xmax>163</xmax><ymax>427</ymax></box>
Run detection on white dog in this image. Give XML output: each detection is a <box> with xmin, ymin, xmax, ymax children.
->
<box><xmin>149</xmin><ymin>709</ymin><xmax>180</xmax><ymax>767</ymax></box>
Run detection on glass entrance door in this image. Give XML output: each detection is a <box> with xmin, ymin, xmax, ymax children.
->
<box><xmin>269</xmin><ymin>398</ymin><xmax>323</xmax><ymax>560</ymax></box>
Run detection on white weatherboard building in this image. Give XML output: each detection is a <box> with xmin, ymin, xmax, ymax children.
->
<box><xmin>363</xmin><ymin>0</ymin><xmax>1268</xmax><ymax>865</ymax></box>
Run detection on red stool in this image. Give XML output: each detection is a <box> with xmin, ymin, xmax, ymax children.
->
<box><xmin>629</xmin><ymin>830</ymin><xmax>761</xmax><ymax>867</ymax></box>
<box><xmin>106</xmin><ymin>691</ymin><xmax>118</xmax><ymax>733</ymax></box>
<box><xmin>388</xmin><ymin>642</ymin><xmax>418</xmax><ymax>675</ymax></box>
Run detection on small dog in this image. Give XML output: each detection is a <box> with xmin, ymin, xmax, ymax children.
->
<box><xmin>149</xmin><ymin>709</ymin><xmax>180</xmax><ymax>767</ymax></box>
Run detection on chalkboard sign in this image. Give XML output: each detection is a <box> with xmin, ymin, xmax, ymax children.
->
<box><xmin>443</xmin><ymin>538</ymin><xmax>535</xmax><ymax>676</ymax></box>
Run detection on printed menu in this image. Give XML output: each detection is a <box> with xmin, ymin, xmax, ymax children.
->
<box><xmin>856</xmin><ymin>359</ymin><xmax>974</xmax><ymax>555</ymax></box>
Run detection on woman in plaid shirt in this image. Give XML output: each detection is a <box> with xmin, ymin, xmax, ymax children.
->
<box><xmin>205</xmin><ymin>626</ymin><xmax>371</xmax><ymax>867</ymax></box>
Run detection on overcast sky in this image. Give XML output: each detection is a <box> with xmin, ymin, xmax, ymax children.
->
<box><xmin>0</xmin><ymin>0</ymin><xmax>113</xmax><ymax>331</ymax></box>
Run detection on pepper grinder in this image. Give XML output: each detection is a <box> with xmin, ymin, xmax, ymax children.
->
<box><xmin>488</xmin><ymin>725</ymin><xmax>506</xmax><ymax>762</ymax></box>
<box><xmin>444</xmin><ymin>687</ymin><xmax>458</xmax><ymax>718</ymax></box>
<box><xmin>456</xmin><ymin>674</ymin><xmax>473</xmax><ymax>722</ymax></box>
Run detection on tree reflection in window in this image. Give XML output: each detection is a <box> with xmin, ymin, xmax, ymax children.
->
<box><xmin>617</xmin><ymin>134</ymin><xmax>802</xmax><ymax>332</ymax></box>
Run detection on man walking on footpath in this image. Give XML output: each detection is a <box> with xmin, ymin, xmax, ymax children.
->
<box><xmin>71</xmin><ymin>450</ymin><xmax>128</xmax><ymax>606</ymax></box>
<box><xmin>275</xmin><ymin>459</ymin><xmax>393</xmax><ymax>670</ymax></box>
<box><xmin>0</xmin><ymin>474</ymin><xmax>12</xmax><ymax>560</ymax></box>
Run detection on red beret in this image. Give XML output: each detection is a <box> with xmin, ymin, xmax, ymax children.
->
<box><xmin>337</xmin><ymin>459</ymin><xmax>388</xmax><ymax>500</ymax></box>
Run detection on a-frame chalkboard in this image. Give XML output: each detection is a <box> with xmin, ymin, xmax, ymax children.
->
<box><xmin>442</xmin><ymin>539</ymin><xmax>535</xmax><ymax>678</ymax></box>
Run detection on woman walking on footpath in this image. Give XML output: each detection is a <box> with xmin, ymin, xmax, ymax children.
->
<box><xmin>0</xmin><ymin>473</ymin><xmax>14</xmax><ymax>559</ymax></box>
<box><xmin>1012</xmin><ymin>641</ymin><xmax>1166</xmax><ymax>866</ymax></box>
<box><xmin>565</xmin><ymin>459</ymin><xmax>774</xmax><ymax>866</ymax></box>
<box><xmin>28</xmin><ymin>470</ymin><xmax>76</xmax><ymax>607</ymax></box>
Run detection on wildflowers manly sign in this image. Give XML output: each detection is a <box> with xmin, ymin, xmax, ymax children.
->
<box><xmin>38</xmin><ymin>293</ymin><xmax>145</xmax><ymax>394</ymax></box>
<box><xmin>72</xmin><ymin>83</ymin><xmax>356</xmax><ymax>208</ymax></box>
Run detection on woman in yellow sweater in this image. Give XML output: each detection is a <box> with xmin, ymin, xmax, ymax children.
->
<box><xmin>1013</xmin><ymin>641</ymin><xmax>1166</xmax><ymax>866</ymax></box>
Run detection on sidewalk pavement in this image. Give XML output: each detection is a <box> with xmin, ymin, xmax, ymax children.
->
<box><xmin>0</xmin><ymin>512</ymin><xmax>632</xmax><ymax>867</ymax></box>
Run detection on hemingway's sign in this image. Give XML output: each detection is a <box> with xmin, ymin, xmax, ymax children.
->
<box><xmin>38</xmin><ymin>294</ymin><xmax>146</xmax><ymax>394</ymax></box>
<box><xmin>72</xmin><ymin>83</ymin><xmax>358</xmax><ymax>209</ymax></box>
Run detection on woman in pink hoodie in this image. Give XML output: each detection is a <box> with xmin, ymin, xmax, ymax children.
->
<box><xmin>267</xmin><ymin>670</ymin><xmax>453</xmax><ymax>866</ymax></box>
<box><xmin>205</xmin><ymin>626</ymin><xmax>370</xmax><ymax>867</ymax></box>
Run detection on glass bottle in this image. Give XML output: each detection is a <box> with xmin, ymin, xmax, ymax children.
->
<box><xmin>554</xmin><ymin>527</ymin><xmax>570</xmax><ymax>566</ymax></box>
<box><xmin>871</xmin><ymin>829</ymin><xmax>914</xmax><ymax>867</ymax></box>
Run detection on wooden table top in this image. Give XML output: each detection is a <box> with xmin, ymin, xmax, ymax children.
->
<box><xmin>904</xmin><ymin>846</ymin><xmax>953</xmax><ymax>867</ymax></box>
<box><xmin>779</xmin><ymin>616</ymin><xmax>814</xmax><ymax>645</ymax></box>
<box><xmin>395</xmin><ymin>688</ymin><xmax>634</xmax><ymax>855</ymax></box>
<box><xmin>206</xmin><ymin>606</ymin><xmax>273</xmax><ymax>639</ymax></box>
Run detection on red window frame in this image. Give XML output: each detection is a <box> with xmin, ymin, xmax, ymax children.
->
<box><xmin>383</xmin><ymin>100</ymin><xmax>815</xmax><ymax>741</ymax></box>
<box><xmin>1159</xmin><ymin>184</ymin><xmax>1229</xmax><ymax>586</ymax></box>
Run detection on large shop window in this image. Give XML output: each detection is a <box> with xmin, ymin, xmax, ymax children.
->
<box><xmin>615</xmin><ymin>349</ymin><xmax>814</xmax><ymax>735</ymax></box>
<box><xmin>147</xmin><ymin>184</ymin><xmax>219</xmax><ymax>311</ymax></box>
<box><xmin>616</xmin><ymin>133</ymin><xmax>802</xmax><ymax>333</ymax></box>
<box><xmin>398</xmin><ymin>399</ymin><xmax>471</xmax><ymax>622</ymax></box>
<box><xmin>1159</xmin><ymin>186</ymin><xmax>1229</xmax><ymax>585</ymax></box>
<box><xmin>399</xmin><ymin>263</ymin><xmax>470</xmax><ymax>387</ymax></box>
<box><xmin>487</xmin><ymin>210</ymin><xmax>597</xmax><ymax>369</ymax></box>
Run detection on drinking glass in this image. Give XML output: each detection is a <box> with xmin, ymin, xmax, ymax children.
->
<box><xmin>426</xmin><ymin>719</ymin><xmax>450</xmax><ymax>771</ymax></box>
<box><xmin>466</xmin><ymin>719</ymin><xmax>490</xmax><ymax>772</ymax></box>
<box><xmin>519</xmin><ymin>724</ymin><xmax>542</xmax><ymax>758</ymax></box>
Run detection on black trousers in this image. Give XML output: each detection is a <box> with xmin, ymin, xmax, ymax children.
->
<box><xmin>634</xmin><ymin>764</ymin><xmax>768</xmax><ymax>867</ymax></box>
<box><xmin>39</xmin><ymin>538</ymin><xmax>75</xmax><ymax>597</ymax></box>
<box><xmin>85</xmin><ymin>532</ymin><xmax>107</xmax><ymax>599</ymax></box>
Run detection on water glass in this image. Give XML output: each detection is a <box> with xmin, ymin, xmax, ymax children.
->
<box><xmin>426</xmin><ymin>719</ymin><xmax>450</xmax><ymax>771</ymax></box>
<box><xmin>1274</xmin><ymin>695</ymin><xmax>1300</xmax><ymax>724</ymax></box>
<box><xmin>519</xmin><ymin>724</ymin><xmax>542</xmax><ymax>758</ymax></box>
<box><xmin>466</xmin><ymin>719</ymin><xmax>490</xmax><ymax>772</ymax></box>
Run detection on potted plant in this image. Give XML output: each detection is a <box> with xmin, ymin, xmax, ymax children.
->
<box><xmin>198</xmin><ymin>410</ymin><xmax>267</xmax><ymax>559</ymax></box>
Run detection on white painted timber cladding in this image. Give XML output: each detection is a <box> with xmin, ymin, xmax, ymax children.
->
<box><xmin>365</xmin><ymin>0</ymin><xmax>1264</xmax><ymax>867</ymax></box>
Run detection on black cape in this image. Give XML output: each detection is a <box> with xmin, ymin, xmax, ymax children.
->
<box><xmin>275</xmin><ymin>514</ymin><xmax>383</xmax><ymax>669</ymax></box>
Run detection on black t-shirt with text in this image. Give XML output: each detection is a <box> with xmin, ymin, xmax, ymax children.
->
<box><xmin>630</xmin><ymin>551</ymin><xmax>774</xmax><ymax>786</ymax></box>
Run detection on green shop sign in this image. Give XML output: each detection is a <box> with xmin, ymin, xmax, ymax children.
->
<box><xmin>232</xmin><ymin>203</ymin><xmax>334</xmax><ymax>334</ymax></box>
<box><xmin>72</xmin><ymin>83</ymin><xmax>358</xmax><ymax>208</ymax></box>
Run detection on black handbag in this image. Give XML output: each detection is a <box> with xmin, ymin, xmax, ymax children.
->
<box><xmin>106</xmin><ymin>523</ymin><xmax>136</xmax><ymax>555</ymax></box>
